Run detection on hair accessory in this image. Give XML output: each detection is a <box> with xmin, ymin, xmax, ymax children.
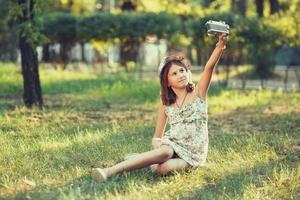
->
<box><xmin>158</xmin><ymin>55</ymin><xmax>185</xmax><ymax>75</ymax></box>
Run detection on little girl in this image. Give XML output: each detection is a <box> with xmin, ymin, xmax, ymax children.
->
<box><xmin>92</xmin><ymin>33</ymin><xmax>228</xmax><ymax>182</ymax></box>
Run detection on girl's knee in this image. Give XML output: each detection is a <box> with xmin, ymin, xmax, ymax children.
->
<box><xmin>159</xmin><ymin>145</ymin><xmax>174</xmax><ymax>161</ymax></box>
<box><xmin>154</xmin><ymin>159</ymin><xmax>191</xmax><ymax>175</ymax></box>
<box><xmin>155</xmin><ymin>164</ymin><xmax>170</xmax><ymax>175</ymax></box>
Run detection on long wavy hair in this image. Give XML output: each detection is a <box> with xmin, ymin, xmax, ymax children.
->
<box><xmin>159</xmin><ymin>55</ymin><xmax>194</xmax><ymax>106</ymax></box>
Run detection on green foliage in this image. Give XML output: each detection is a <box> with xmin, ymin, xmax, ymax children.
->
<box><xmin>77</xmin><ymin>13</ymin><xmax>119</xmax><ymax>41</ymax></box>
<box><xmin>115</xmin><ymin>12</ymin><xmax>148</xmax><ymax>40</ymax></box>
<box><xmin>237</xmin><ymin>18</ymin><xmax>281</xmax><ymax>78</ymax></box>
<box><xmin>140</xmin><ymin>12</ymin><xmax>180</xmax><ymax>39</ymax></box>
<box><xmin>0</xmin><ymin>0</ymin><xmax>18</xmax><ymax>60</ymax></box>
<box><xmin>264</xmin><ymin>8</ymin><xmax>300</xmax><ymax>47</ymax></box>
<box><xmin>43</xmin><ymin>11</ymin><xmax>179</xmax><ymax>43</ymax></box>
<box><xmin>41</xmin><ymin>12</ymin><xmax>77</xmax><ymax>45</ymax></box>
<box><xmin>7</xmin><ymin>0</ymin><xmax>50</xmax><ymax>48</ymax></box>
<box><xmin>0</xmin><ymin>0</ymin><xmax>63</xmax><ymax>60</ymax></box>
<box><xmin>40</xmin><ymin>11</ymin><xmax>180</xmax><ymax>67</ymax></box>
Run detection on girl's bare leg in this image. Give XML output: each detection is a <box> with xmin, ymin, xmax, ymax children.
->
<box><xmin>124</xmin><ymin>153</ymin><xmax>159</xmax><ymax>172</ymax></box>
<box><xmin>92</xmin><ymin>145</ymin><xmax>174</xmax><ymax>181</ymax></box>
<box><xmin>154</xmin><ymin>158</ymin><xmax>190</xmax><ymax>175</ymax></box>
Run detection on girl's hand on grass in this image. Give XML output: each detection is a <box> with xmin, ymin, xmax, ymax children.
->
<box><xmin>151</xmin><ymin>138</ymin><xmax>162</xmax><ymax>149</ymax></box>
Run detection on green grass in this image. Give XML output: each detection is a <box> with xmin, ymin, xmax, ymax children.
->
<box><xmin>0</xmin><ymin>63</ymin><xmax>299</xmax><ymax>200</ymax></box>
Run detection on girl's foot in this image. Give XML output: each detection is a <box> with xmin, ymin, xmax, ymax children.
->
<box><xmin>91</xmin><ymin>168</ymin><xmax>107</xmax><ymax>182</ymax></box>
<box><xmin>150</xmin><ymin>164</ymin><xmax>159</xmax><ymax>172</ymax></box>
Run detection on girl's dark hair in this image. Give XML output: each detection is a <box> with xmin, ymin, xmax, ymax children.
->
<box><xmin>159</xmin><ymin>55</ymin><xmax>194</xmax><ymax>106</ymax></box>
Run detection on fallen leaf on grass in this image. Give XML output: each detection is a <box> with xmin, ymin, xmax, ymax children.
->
<box><xmin>25</xmin><ymin>194</ymin><xmax>32</xmax><ymax>200</ymax></box>
<box><xmin>24</xmin><ymin>180</ymin><xmax>36</xmax><ymax>187</ymax></box>
<box><xmin>293</xmin><ymin>145</ymin><xmax>300</xmax><ymax>154</ymax></box>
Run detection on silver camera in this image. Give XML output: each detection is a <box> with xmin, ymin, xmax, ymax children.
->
<box><xmin>205</xmin><ymin>20</ymin><xmax>230</xmax><ymax>36</ymax></box>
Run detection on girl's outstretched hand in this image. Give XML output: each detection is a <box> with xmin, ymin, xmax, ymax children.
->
<box><xmin>217</xmin><ymin>33</ymin><xmax>228</xmax><ymax>49</ymax></box>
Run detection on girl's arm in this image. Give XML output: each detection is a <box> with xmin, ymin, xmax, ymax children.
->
<box><xmin>196</xmin><ymin>33</ymin><xmax>227</xmax><ymax>100</ymax></box>
<box><xmin>152</xmin><ymin>100</ymin><xmax>167</xmax><ymax>139</ymax></box>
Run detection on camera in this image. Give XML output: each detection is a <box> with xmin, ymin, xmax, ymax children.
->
<box><xmin>205</xmin><ymin>20</ymin><xmax>230</xmax><ymax>36</ymax></box>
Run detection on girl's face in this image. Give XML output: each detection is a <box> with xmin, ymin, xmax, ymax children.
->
<box><xmin>167</xmin><ymin>64</ymin><xmax>189</xmax><ymax>89</ymax></box>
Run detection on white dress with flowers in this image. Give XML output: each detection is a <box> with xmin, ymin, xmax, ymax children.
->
<box><xmin>161</xmin><ymin>96</ymin><xmax>209</xmax><ymax>167</ymax></box>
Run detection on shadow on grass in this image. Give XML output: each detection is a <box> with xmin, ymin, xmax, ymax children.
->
<box><xmin>187</xmin><ymin>104</ymin><xmax>300</xmax><ymax>199</ymax></box>
<box><xmin>186</xmin><ymin>151</ymin><xmax>298</xmax><ymax>200</ymax></box>
<box><xmin>210</xmin><ymin>110</ymin><xmax>300</xmax><ymax>138</ymax></box>
<box><xmin>0</xmin><ymin>97</ymin><xmax>23</xmax><ymax>115</ymax></box>
<box><xmin>11</xmin><ymin>168</ymin><xmax>172</xmax><ymax>200</ymax></box>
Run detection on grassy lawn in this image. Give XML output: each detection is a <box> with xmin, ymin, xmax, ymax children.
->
<box><xmin>0</xmin><ymin>63</ymin><xmax>299</xmax><ymax>200</ymax></box>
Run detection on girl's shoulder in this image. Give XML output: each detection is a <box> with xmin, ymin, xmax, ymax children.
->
<box><xmin>166</xmin><ymin>91</ymin><xmax>206</xmax><ymax>112</ymax></box>
<box><xmin>189</xmin><ymin>89</ymin><xmax>205</xmax><ymax>102</ymax></box>
<box><xmin>194</xmin><ymin>83</ymin><xmax>207</xmax><ymax>101</ymax></box>
<box><xmin>159</xmin><ymin>100</ymin><xmax>168</xmax><ymax>114</ymax></box>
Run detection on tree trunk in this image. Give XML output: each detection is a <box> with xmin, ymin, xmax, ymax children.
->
<box><xmin>187</xmin><ymin>46</ymin><xmax>193</xmax><ymax>65</ymax></box>
<box><xmin>237</xmin><ymin>65</ymin><xmax>247</xmax><ymax>90</ymax></box>
<box><xmin>196</xmin><ymin>39</ymin><xmax>205</xmax><ymax>67</ymax></box>
<box><xmin>294</xmin><ymin>68</ymin><xmax>300</xmax><ymax>91</ymax></box>
<box><xmin>18</xmin><ymin>0</ymin><xmax>43</xmax><ymax>108</ymax></box>
<box><xmin>195</xmin><ymin>44</ymin><xmax>202</xmax><ymax>66</ymax></box>
<box><xmin>231</xmin><ymin>0</ymin><xmax>246</xmax><ymax>16</ymax></box>
<box><xmin>284</xmin><ymin>65</ymin><xmax>289</xmax><ymax>91</ymax></box>
<box><xmin>237</xmin><ymin>0</ymin><xmax>246</xmax><ymax>17</ymax></box>
<box><xmin>255</xmin><ymin>0</ymin><xmax>264</xmax><ymax>17</ymax></box>
<box><xmin>270</xmin><ymin>0</ymin><xmax>279</xmax><ymax>14</ymax></box>
<box><xmin>19</xmin><ymin>37</ymin><xmax>43</xmax><ymax>107</ymax></box>
<box><xmin>202</xmin><ymin>0</ymin><xmax>215</xmax><ymax>7</ymax></box>
<box><xmin>179</xmin><ymin>14</ymin><xmax>193</xmax><ymax>64</ymax></box>
<box><xmin>60</xmin><ymin>43</ymin><xmax>70</xmax><ymax>70</ymax></box>
<box><xmin>120</xmin><ymin>38</ymin><xmax>139</xmax><ymax>72</ymax></box>
<box><xmin>120</xmin><ymin>1</ymin><xmax>137</xmax><ymax>72</ymax></box>
<box><xmin>80</xmin><ymin>42</ymin><xmax>86</xmax><ymax>62</ymax></box>
<box><xmin>224</xmin><ymin>64</ymin><xmax>230</xmax><ymax>88</ymax></box>
<box><xmin>42</xmin><ymin>44</ymin><xmax>50</xmax><ymax>62</ymax></box>
<box><xmin>121</xmin><ymin>0</ymin><xmax>136</xmax><ymax>10</ymax></box>
<box><xmin>260</xmin><ymin>78</ymin><xmax>265</xmax><ymax>89</ymax></box>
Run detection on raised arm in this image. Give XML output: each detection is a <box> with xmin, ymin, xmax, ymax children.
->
<box><xmin>196</xmin><ymin>33</ymin><xmax>228</xmax><ymax>100</ymax></box>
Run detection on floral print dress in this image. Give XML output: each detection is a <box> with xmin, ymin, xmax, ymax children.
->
<box><xmin>161</xmin><ymin>96</ymin><xmax>209</xmax><ymax>167</ymax></box>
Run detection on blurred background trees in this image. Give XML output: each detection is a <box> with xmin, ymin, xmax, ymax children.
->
<box><xmin>1</xmin><ymin>0</ymin><xmax>300</xmax><ymax>107</ymax></box>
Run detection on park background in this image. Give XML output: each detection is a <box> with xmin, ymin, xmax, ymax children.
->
<box><xmin>0</xmin><ymin>0</ymin><xmax>299</xmax><ymax>199</ymax></box>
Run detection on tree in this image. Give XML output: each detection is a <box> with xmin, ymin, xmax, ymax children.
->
<box><xmin>270</xmin><ymin>0</ymin><xmax>279</xmax><ymax>14</ymax></box>
<box><xmin>120</xmin><ymin>0</ymin><xmax>138</xmax><ymax>71</ymax></box>
<box><xmin>121</xmin><ymin>0</ymin><xmax>136</xmax><ymax>10</ymax></box>
<box><xmin>0</xmin><ymin>0</ymin><xmax>18</xmax><ymax>61</ymax></box>
<box><xmin>255</xmin><ymin>0</ymin><xmax>264</xmax><ymax>17</ymax></box>
<box><xmin>41</xmin><ymin>12</ymin><xmax>77</xmax><ymax>68</ymax></box>
<box><xmin>231</xmin><ymin>0</ymin><xmax>246</xmax><ymax>16</ymax></box>
<box><xmin>202</xmin><ymin>0</ymin><xmax>215</xmax><ymax>8</ymax></box>
<box><xmin>16</xmin><ymin>0</ymin><xmax>43</xmax><ymax>108</ymax></box>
